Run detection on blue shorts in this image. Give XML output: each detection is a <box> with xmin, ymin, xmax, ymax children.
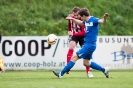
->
<box><xmin>76</xmin><ymin>43</ymin><xmax>96</xmax><ymax>60</ymax></box>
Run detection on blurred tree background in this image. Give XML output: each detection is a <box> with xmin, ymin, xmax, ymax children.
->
<box><xmin>0</xmin><ymin>0</ymin><xmax>133</xmax><ymax>36</ymax></box>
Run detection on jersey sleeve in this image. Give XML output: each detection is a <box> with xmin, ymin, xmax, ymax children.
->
<box><xmin>93</xmin><ymin>17</ymin><xmax>99</xmax><ymax>25</ymax></box>
<box><xmin>68</xmin><ymin>20</ymin><xmax>71</xmax><ymax>31</ymax></box>
<box><xmin>73</xmin><ymin>25</ymin><xmax>85</xmax><ymax>37</ymax></box>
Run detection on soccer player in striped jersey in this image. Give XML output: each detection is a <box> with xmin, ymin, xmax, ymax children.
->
<box><xmin>53</xmin><ymin>8</ymin><xmax>109</xmax><ymax>78</ymax></box>
<box><xmin>66</xmin><ymin>6</ymin><xmax>93</xmax><ymax>78</ymax></box>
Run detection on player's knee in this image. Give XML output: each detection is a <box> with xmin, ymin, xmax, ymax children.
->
<box><xmin>69</xmin><ymin>42</ymin><xmax>76</xmax><ymax>49</ymax></box>
<box><xmin>69</xmin><ymin>45</ymin><xmax>76</xmax><ymax>49</ymax></box>
<box><xmin>69</xmin><ymin>47</ymin><xmax>75</xmax><ymax>50</ymax></box>
<box><xmin>83</xmin><ymin>63</ymin><xmax>89</xmax><ymax>67</ymax></box>
<box><xmin>71</xmin><ymin>55</ymin><xmax>78</xmax><ymax>62</ymax></box>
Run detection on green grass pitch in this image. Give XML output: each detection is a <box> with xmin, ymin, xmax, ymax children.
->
<box><xmin>0</xmin><ymin>70</ymin><xmax>132</xmax><ymax>88</ymax></box>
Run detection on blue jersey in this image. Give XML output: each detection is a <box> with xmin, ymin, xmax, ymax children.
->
<box><xmin>76</xmin><ymin>16</ymin><xmax>99</xmax><ymax>59</ymax></box>
<box><xmin>83</xmin><ymin>16</ymin><xmax>99</xmax><ymax>43</ymax></box>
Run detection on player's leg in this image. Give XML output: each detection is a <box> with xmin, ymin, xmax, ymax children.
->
<box><xmin>66</xmin><ymin>36</ymin><xmax>77</xmax><ymax>74</ymax></box>
<box><xmin>53</xmin><ymin>54</ymin><xmax>79</xmax><ymax>78</ymax></box>
<box><xmin>83</xmin><ymin>59</ymin><xmax>93</xmax><ymax>78</ymax></box>
<box><xmin>83</xmin><ymin>59</ymin><xmax>109</xmax><ymax>78</ymax></box>
<box><xmin>79</xmin><ymin>43</ymin><xmax>109</xmax><ymax>78</ymax></box>
<box><xmin>82</xmin><ymin>45</ymin><xmax>109</xmax><ymax>78</ymax></box>
<box><xmin>67</xmin><ymin>40</ymin><xmax>76</xmax><ymax>64</ymax></box>
<box><xmin>53</xmin><ymin>38</ymin><xmax>80</xmax><ymax>78</ymax></box>
<box><xmin>79</xmin><ymin>37</ymin><xmax>93</xmax><ymax>77</ymax></box>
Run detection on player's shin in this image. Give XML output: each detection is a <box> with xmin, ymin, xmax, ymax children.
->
<box><xmin>90</xmin><ymin>61</ymin><xmax>105</xmax><ymax>72</ymax></box>
<box><xmin>67</xmin><ymin>49</ymin><xmax>74</xmax><ymax>64</ymax></box>
<box><xmin>60</xmin><ymin>61</ymin><xmax>75</xmax><ymax>76</ymax></box>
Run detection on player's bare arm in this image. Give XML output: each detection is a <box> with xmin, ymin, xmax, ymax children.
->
<box><xmin>98</xmin><ymin>13</ymin><xmax>109</xmax><ymax>24</ymax></box>
<box><xmin>66</xmin><ymin>17</ymin><xmax>84</xmax><ymax>26</ymax></box>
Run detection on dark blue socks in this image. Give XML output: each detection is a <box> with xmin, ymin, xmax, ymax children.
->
<box><xmin>90</xmin><ymin>62</ymin><xmax>105</xmax><ymax>73</ymax></box>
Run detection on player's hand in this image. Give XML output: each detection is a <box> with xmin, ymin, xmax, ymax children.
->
<box><xmin>68</xmin><ymin>31</ymin><xmax>73</xmax><ymax>36</ymax></box>
<box><xmin>66</xmin><ymin>17</ymin><xmax>74</xmax><ymax>20</ymax></box>
<box><xmin>65</xmin><ymin>14</ymin><xmax>73</xmax><ymax>20</ymax></box>
<box><xmin>104</xmin><ymin>13</ymin><xmax>109</xmax><ymax>19</ymax></box>
<box><xmin>68</xmin><ymin>14</ymin><xmax>74</xmax><ymax>17</ymax></box>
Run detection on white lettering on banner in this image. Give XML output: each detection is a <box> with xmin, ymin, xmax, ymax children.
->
<box><xmin>0</xmin><ymin>36</ymin><xmax>133</xmax><ymax>70</ymax></box>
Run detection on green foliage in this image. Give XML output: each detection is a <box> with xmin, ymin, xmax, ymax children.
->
<box><xmin>0</xmin><ymin>0</ymin><xmax>133</xmax><ymax>36</ymax></box>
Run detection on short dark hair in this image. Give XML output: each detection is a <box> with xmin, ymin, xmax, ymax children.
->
<box><xmin>72</xmin><ymin>6</ymin><xmax>80</xmax><ymax>13</ymax></box>
<box><xmin>78</xmin><ymin>8</ymin><xmax>90</xmax><ymax>17</ymax></box>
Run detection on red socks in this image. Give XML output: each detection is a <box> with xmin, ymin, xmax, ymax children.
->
<box><xmin>67</xmin><ymin>49</ymin><xmax>74</xmax><ymax>64</ymax></box>
<box><xmin>86</xmin><ymin>66</ymin><xmax>90</xmax><ymax>74</ymax></box>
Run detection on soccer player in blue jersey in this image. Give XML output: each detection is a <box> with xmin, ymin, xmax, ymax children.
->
<box><xmin>66</xmin><ymin>7</ymin><xmax>93</xmax><ymax>78</ymax></box>
<box><xmin>53</xmin><ymin>8</ymin><xmax>109</xmax><ymax>78</ymax></box>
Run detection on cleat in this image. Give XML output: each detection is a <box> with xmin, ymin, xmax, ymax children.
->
<box><xmin>52</xmin><ymin>70</ymin><xmax>59</xmax><ymax>77</ymax></box>
<box><xmin>104</xmin><ymin>67</ymin><xmax>109</xmax><ymax>78</ymax></box>
<box><xmin>87</xmin><ymin>72</ymin><xmax>93</xmax><ymax>78</ymax></box>
<box><xmin>52</xmin><ymin>70</ymin><xmax>62</xmax><ymax>78</ymax></box>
